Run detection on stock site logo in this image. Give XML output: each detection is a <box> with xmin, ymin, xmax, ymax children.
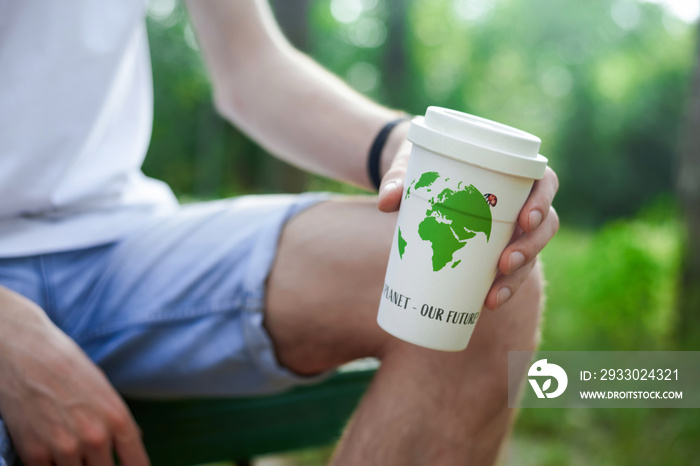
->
<box><xmin>528</xmin><ymin>359</ymin><xmax>568</xmax><ymax>399</ymax></box>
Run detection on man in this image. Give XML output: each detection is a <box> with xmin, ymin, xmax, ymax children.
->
<box><xmin>0</xmin><ymin>0</ymin><xmax>559</xmax><ymax>465</ymax></box>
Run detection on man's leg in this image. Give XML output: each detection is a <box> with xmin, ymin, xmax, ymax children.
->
<box><xmin>265</xmin><ymin>197</ymin><xmax>542</xmax><ymax>465</ymax></box>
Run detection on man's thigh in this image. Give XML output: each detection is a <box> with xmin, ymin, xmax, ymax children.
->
<box><xmin>265</xmin><ymin>197</ymin><xmax>397</xmax><ymax>375</ymax></box>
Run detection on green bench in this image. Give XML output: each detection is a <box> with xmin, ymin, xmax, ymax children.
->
<box><xmin>125</xmin><ymin>360</ymin><xmax>378</xmax><ymax>466</ymax></box>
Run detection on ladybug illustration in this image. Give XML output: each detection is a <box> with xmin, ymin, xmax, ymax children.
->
<box><xmin>484</xmin><ymin>193</ymin><xmax>497</xmax><ymax>207</ymax></box>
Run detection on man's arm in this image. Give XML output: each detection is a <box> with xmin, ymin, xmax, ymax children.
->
<box><xmin>186</xmin><ymin>0</ymin><xmax>408</xmax><ymax>193</ymax></box>
<box><xmin>186</xmin><ymin>0</ymin><xmax>559</xmax><ymax>310</ymax></box>
<box><xmin>0</xmin><ymin>285</ymin><xmax>149</xmax><ymax>466</ymax></box>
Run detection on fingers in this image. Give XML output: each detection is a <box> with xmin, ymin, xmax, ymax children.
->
<box><xmin>498</xmin><ymin>206</ymin><xmax>559</xmax><ymax>276</ymax></box>
<box><xmin>17</xmin><ymin>441</ymin><xmax>52</xmax><ymax>466</ymax></box>
<box><xmin>53</xmin><ymin>449</ymin><xmax>83</xmax><ymax>466</ymax></box>
<box><xmin>41</xmin><ymin>410</ymin><xmax>139</xmax><ymax>466</ymax></box>
<box><xmin>485</xmin><ymin>167</ymin><xmax>559</xmax><ymax>310</ymax></box>
<box><xmin>84</xmin><ymin>445</ymin><xmax>115</xmax><ymax>466</ymax></box>
<box><xmin>484</xmin><ymin>258</ymin><xmax>537</xmax><ymax>310</ymax></box>
<box><xmin>518</xmin><ymin>166</ymin><xmax>559</xmax><ymax>233</ymax></box>
<box><xmin>45</xmin><ymin>416</ymin><xmax>115</xmax><ymax>466</ymax></box>
<box><xmin>114</xmin><ymin>432</ymin><xmax>150</xmax><ymax>466</ymax></box>
<box><xmin>112</xmin><ymin>407</ymin><xmax>150</xmax><ymax>466</ymax></box>
<box><xmin>82</xmin><ymin>423</ymin><xmax>115</xmax><ymax>466</ymax></box>
<box><xmin>50</xmin><ymin>428</ymin><xmax>83</xmax><ymax>466</ymax></box>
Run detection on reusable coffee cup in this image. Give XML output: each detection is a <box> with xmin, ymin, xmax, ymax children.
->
<box><xmin>377</xmin><ymin>107</ymin><xmax>548</xmax><ymax>351</ymax></box>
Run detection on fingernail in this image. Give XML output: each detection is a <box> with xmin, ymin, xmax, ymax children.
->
<box><xmin>496</xmin><ymin>287</ymin><xmax>512</xmax><ymax>307</ymax></box>
<box><xmin>508</xmin><ymin>251</ymin><xmax>525</xmax><ymax>272</ymax></box>
<box><xmin>379</xmin><ymin>181</ymin><xmax>397</xmax><ymax>198</ymax></box>
<box><xmin>529</xmin><ymin>210</ymin><xmax>543</xmax><ymax>231</ymax></box>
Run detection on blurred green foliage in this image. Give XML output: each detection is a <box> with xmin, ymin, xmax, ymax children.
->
<box><xmin>145</xmin><ymin>0</ymin><xmax>694</xmax><ymax>225</ymax></box>
<box><xmin>511</xmin><ymin>210</ymin><xmax>698</xmax><ymax>466</ymax></box>
<box><xmin>540</xmin><ymin>199</ymin><xmax>682</xmax><ymax>351</ymax></box>
<box><xmin>144</xmin><ymin>0</ymin><xmax>697</xmax><ymax>464</ymax></box>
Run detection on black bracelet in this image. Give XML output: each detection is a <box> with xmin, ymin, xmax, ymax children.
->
<box><xmin>367</xmin><ymin>116</ymin><xmax>410</xmax><ymax>191</ymax></box>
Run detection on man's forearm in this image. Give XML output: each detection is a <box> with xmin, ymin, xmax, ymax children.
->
<box><xmin>217</xmin><ymin>47</ymin><xmax>408</xmax><ymax>189</ymax></box>
<box><xmin>186</xmin><ymin>0</ymin><xmax>408</xmax><ymax>189</ymax></box>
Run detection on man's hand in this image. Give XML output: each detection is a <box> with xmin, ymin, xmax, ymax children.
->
<box><xmin>0</xmin><ymin>287</ymin><xmax>149</xmax><ymax>466</ymax></box>
<box><xmin>377</xmin><ymin>143</ymin><xmax>559</xmax><ymax>310</ymax></box>
<box><xmin>485</xmin><ymin>166</ymin><xmax>559</xmax><ymax>309</ymax></box>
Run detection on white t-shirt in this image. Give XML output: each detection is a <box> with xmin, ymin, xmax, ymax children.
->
<box><xmin>0</xmin><ymin>0</ymin><xmax>178</xmax><ymax>257</ymax></box>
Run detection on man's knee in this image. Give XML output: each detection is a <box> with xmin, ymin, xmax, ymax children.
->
<box><xmin>265</xmin><ymin>197</ymin><xmax>398</xmax><ymax>375</ymax></box>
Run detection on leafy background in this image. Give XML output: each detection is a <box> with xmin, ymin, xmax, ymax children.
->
<box><xmin>143</xmin><ymin>0</ymin><xmax>699</xmax><ymax>464</ymax></box>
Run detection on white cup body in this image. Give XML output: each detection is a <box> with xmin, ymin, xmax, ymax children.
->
<box><xmin>377</xmin><ymin>145</ymin><xmax>535</xmax><ymax>351</ymax></box>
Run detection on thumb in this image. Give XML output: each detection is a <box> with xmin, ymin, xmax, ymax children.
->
<box><xmin>377</xmin><ymin>176</ymin><xmax>403</xmax><ymax>213</ymax></box>
<box><xmin>377</xmin><ymin>151</ymin><xmax>410</xmax><ymax>213</ymax></box>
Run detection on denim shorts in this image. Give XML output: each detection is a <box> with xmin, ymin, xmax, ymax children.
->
<box><xmin>0</xmin><ymin>193</ymin><xmax>330</xmax><ymax>465</ymax></box>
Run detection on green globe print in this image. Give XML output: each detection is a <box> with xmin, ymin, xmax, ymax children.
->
<box><xmin>398</xmin><ymin>171</ymin><xmax>493</xmax><ymax>272</ymax></box>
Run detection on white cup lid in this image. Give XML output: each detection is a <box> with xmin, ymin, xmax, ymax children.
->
<box><xmin>407</xmin><ymin>107</ymin><xmax>548</xmax><ymax>179</ymax></box>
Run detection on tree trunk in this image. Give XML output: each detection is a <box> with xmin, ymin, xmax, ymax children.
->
<box><xmin>382</xmin><ymin>0</ymin><xmax>410</xmax><ymax>107</ymax></box>
<box><xmin>270</xmin><ymin>0</ymin><xmax>311</xmax><ymax>50</ymax></box>
<box><xmin>677</xmin><ymin>25</ymin><xmax>700</xmax><ymax>346</ymax></box>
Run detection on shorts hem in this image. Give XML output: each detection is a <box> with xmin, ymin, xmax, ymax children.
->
<box><xmin>240</xmin><ymin>192</ymin><xmax>335</xmax><ymax>392</ymax></box>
